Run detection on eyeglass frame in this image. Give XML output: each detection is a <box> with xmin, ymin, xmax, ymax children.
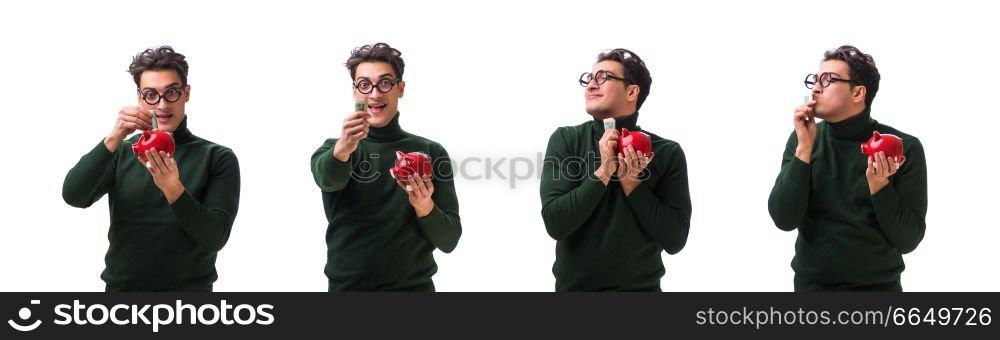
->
<box><xmin>137</xmin><ymin>86</ymin><xmax>185</xmax><ymax>106</ymax></box>
<box><xmin>579</xmin><ymin>70</ymin><xmax>630</xmax><ymax>87</ymax></box>
<box><xmin>354</xmin><ymin>77</ymin><xmax>403</xmax><ymax>94</ymax></box>
<box><xmin>804</xmin><ymin>72</ymin><xmax>863</xmax><ymax>89</ymax></box>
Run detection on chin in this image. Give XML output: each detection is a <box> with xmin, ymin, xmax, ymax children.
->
<box><xmin>586</xmin><ymin>108</ymin><xmax>612</xmax><ymax>119</ymax></box>
<box><xmin>814</xmin><ymin>112</ymin><xmax>835</xmax><ymax>121</ymax></box>
<box><xmin>162</xmin><ymin>117</ymin><xmax>184</xmax><ymax>132</ymax></box>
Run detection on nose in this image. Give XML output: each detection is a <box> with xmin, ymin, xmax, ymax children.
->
<box><xmin>587</xmin><ymin>79</ymin><xmax>600</xmax><ymax>91</ymax></box>
<box><xmin>369</xmin><ymin>89</ymin><xmax>384</xmax><ymax>99</ymax></box>
<box><xmin>156</xmin><ymin>97</ymin><xmax>170</xmax><ymax>111</ymax></box>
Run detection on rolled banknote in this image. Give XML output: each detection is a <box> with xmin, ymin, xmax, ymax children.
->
<box><xmin>603</xmin><ymin>118</ymin><xmax>615</xmax><ymax>131</ymax></box>
<box><xmin>355</xmin><ymin>101</ymin><xmax>368</xmax><ymax>112</ymax></box>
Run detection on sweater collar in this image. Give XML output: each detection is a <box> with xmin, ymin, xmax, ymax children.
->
<box><xmin>591</xmin><ymin>111</ymin><xmax>641</xmax><ymax>138</ymax></box>
<box><xmin>367</xmin><ymin>111</ymin><xmax>405</xmax><ymax>142</ymax></box>
<box><xmin>827</xmin><ymin>107</ymin><xmax>877</xmax><ymax>141</ymax></box>
<box><xmin>171</xmin><ymin>116</ymin><xmax>195</xmax><ymax>144</ymax></box>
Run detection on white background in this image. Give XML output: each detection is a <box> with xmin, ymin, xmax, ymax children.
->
<box><xmin>1</xmin><ymin>0</ymin><xmax>996</xmax><ymax>292</ymax></box>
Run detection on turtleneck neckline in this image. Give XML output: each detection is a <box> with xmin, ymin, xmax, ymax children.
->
<box><xmin>827</xmin><ymin>108</ymin><xmax>877</xmax><ymax>141</ymax></box>
<box><xmin>170</xmin><ymin>115</ymin><xmax>195</xmax><ymax>144</ymax></box>
<box><xmin>367</xmin><ymin>111</ymin><xmax>405</xmax><ymax>142</ymax></box>
<box><xmin>591</xmin><ymin>111</ymin><xmax>641</xmax><ymax>138</ymax></box>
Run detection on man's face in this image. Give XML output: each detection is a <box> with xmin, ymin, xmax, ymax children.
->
<box><xmin>811</xmin><ymin>60</ymin><xmax>865</xmax><ymax>120</ymax></box>
<box><xmin>353</xmin><ymin>61</ymin><xmax>405</xmax><ymax>128</ymax></box>
<box><xmin>137</xmin><ymin>69</ymin><xmax>189</xmax><ymax>132</ymax></box>
<box><xmin>584</xmin><ymin>60</ymin><xmax>637</xmax><ymax>119</ymax></box>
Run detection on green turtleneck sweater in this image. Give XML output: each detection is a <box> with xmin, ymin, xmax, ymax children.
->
<box><xmin>540</xmin><ymin>112</ymin><xmax>692</xmax><ymax>292</ymax></box>
<box><xmin>311</xmin><ymin>112</ymin><xmax>462</xmax><ymax>292</ymax></box>
<box><xmin>767</xmin><ymin>110</ymin><xmax>927</xmax><ymax>291</ymax></box>
<box><xmin>62</xmin><ymin>117</ymin><xmax>240</xmax><ymax>291</ymax></box>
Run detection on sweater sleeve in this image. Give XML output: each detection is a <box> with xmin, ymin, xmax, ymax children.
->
<box><xmin>870</xmin><ymin>137</ymin><xmax>927</xmax><ymax>254</ymax></box>
<box><xmin>768</xmin><ymin>131</ymin><xmax>812</xmax><ymax>231</ymax></box>
<box><xmin>310</xmin><ymin>139</ymin><xmax>355</xmax><ymax>192</ymax></box>
<box><xmin>416</xmin><ymin>145</ymin><xmax>462</xmax><ymax>253</ymax></box>
<box><xmin>169</xmin><ymin>148</ymin><xmax>241</xmax><ymax>253</ymax></box>
<box><xmin>539</xmin><ymin>128</ymin><xmax>608</xmax><ymax>241</ymax></box>
<box><xmin>624</xmin><ymin>144</ymin><xmax>692</xmax><ymax>254</ymax></box>
<box><xmin>62</xmin><ymin>140</ymin><xmax>118</xmax><ymax>208</ymax></box>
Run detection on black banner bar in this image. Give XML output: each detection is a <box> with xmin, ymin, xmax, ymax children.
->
<box><xmin>2</xmin><ymin>293</ymin><xmax>996</xmax><ymax>338</ymax></box>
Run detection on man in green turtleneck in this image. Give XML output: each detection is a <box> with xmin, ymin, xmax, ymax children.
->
<box><xmin>62</xmin><ymin>46</ymin><xmax>240</xmax><ymax>291</ymax></box>
<box><xmin>311</xmin><ymin>43</ymin><xmax>461</xmax><ymax>292</ymax></box>
<box><xmin>539</xmin><ymin>48</ymin><xmax>692</xmax><ymax>292</ymax></box>
<box><xmin>768</xmin><ymin>45</ymin><xmax>928</xmax><ymax>292</ymax></box>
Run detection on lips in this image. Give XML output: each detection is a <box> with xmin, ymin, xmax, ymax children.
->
<box><xmin>368</xmin><ymin>103</ymin><xmax>387</xmax><ymax>115</ymax></box>
<box><xmin>156</xmin><ymin>113</ymin><xmax>174</xmax><ymax>123</ymax></box>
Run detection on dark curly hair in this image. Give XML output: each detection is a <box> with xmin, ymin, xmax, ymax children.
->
<box><xmin>823</xmin><ymin>45</ymin><xmax>880</xmax><ymax>109</ymax></box>
<box><xmin>127</xmin><ymin>45</ymin><xmax>189</xmax><ymax>87</ymax></box>
<box><xmin>596</xmin><ymin>48</ymin><xmax>652</xmax><ymax>110</ymax></box>
<box><xmin>345</xmin><ymin>42</ymin><xmax>405</xmax><ymax>80</ymax></box>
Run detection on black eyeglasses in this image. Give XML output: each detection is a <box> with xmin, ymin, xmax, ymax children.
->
<box><xmin>138</xmin><ymin>87</ymin><xmax>184</xmax><ymax>105</ymax></box>
<box><xmin>354</xmin><ymin>78</ymin><xmax>402</xmax><ymax>94</ymax></box>
<box><xmin>579</xmin><ymin>70</ymin><xmax>628</xmax><ymax>87</ymax></box>
<box><xmin>804</xmin><ymin>72</ymin><xmax>862</xmax><ymax>89</ymax></box>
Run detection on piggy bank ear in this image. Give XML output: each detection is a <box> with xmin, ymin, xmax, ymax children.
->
<box><xmin>396</xmin><ymin>151</ymin><xmax>405</xmax><ymax>160</ymax></box>
<box><xmin>621</xmin><ymin>128</ymin><xmax>630</xmax><ymax>136</ymax></box>
<box><xmin>872</xmin><ymin>131</ymin><xmax>881</xmax><ymax>140</ymax></box>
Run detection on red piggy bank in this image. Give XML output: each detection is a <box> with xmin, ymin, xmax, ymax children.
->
<box><xmin>132</xmin><ymin>129</ymin><xmax>175</xmax><ymax>163</ymax></box>
<box><xmin>860</xmin><ymin>131</ymin><xmax>904</xmax><ymax>160</ymax></box>
<box><xmin>617</xmin><ymin>128</ymin><xmax>652</xmax><ymax>156</ymax></box>
<box><xmin>390</xmin><ymin>151</ymin><xmax>432</xmax><ymax>181</ymax></box>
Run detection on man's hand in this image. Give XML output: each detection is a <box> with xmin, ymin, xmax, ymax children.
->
<box><xmin>594</xmin><ymin>128</ymin><xmax>620</xmax><ymax>185</ymax></box>
<box><xmin>332</xmin><ymin>111</ymin><xmax>371</xmax><ymax>162</ymax></box>
<box><xmin>396</xmin><ymin>174</ymin><xmax>435</xmax><ymax>218</ymax></box>
<box><xmin>617</xmin><ymin>145</ymin><xmax>654</xmax><ymax>196</ymax></box>
<box><xmin>866</xmin><ymin>151</ymin><xmax>906</xmax><ymax>195</ymax></box>
<box><xmin>142</xmin><ymin>148</ymin><xmax>185</xmax><ymax>204</ymax></box>
<box><xmin>105</xmin><ymin>107</ymin><xmax>153</xmax><ymax>152</ymax></box>
<box><xmin>793</xmin><ymin>100</ymin><xmax>818</xmax><ymax>163</ymax></box>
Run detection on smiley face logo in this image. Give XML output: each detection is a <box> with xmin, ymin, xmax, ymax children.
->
<box><xmin>7</xmin><ymin>300</ymin><xmax>41</xmax><ymax>332</ymax></box>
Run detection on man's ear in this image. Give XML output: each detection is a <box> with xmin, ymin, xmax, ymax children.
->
<box><xmin>626</xmin><ymin>84</ymin><xmax>640</xmax><ymax>103</ymax></box>
<box><xmin>397</xmin><ymin>80</ymin><xmax>405</xmax><ymax>98</ymax></box>
<box><xmin>184</xmin><ymin>84</ymin><xmax>192</xmax><ymax>103</ymax></box>
<box><xmin>852</xmin><ymin>85</ymin><xmax>866</xmax><ymax>104</ymax></box>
